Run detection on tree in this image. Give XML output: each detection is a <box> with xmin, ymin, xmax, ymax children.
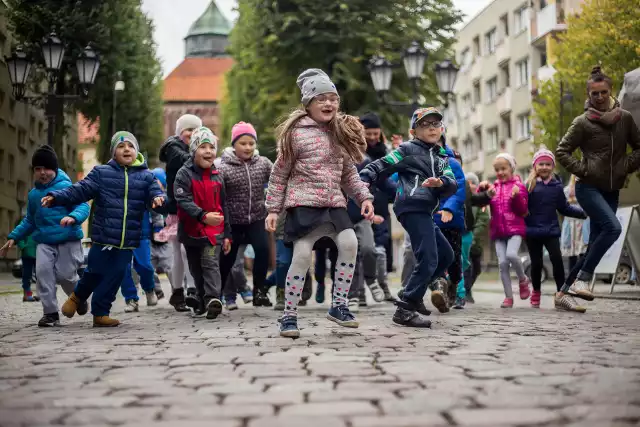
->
<box><xmin>6</xmin><ymin>0</ymin><xmax>164</xmax><ymax>168</ymax></box>
<box><xmin>220</xmin><ymin>0</ymin><xmax>463</xmax><ymax>159</ymax></box>
<box><xmin>533</xmin><ymin>0</ymin><xmax>640</xmax><ymax>163</ymax></box>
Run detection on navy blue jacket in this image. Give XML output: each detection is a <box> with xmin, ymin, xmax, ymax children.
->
<box><xmin>434</xmin><ymin>145</ymin><xmax>466</xmax><ymax>230</ymax></box>
<box><xmin>525</xmin><ymin>176</ymin><xmax>586</xmax><ymax>238</ymax></box>
<box><xmin>49</xmin><ymin>154</ymin><xmax>165</xmax><ymax>249</ymax></box>
<box><xmin>360</xmin><ymin>139</ymin><xmax>457</xmax><ymax>218</ymax></box>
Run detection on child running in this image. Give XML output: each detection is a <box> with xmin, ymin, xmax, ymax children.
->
<box><xmin>43</xmin><ymin>132</ymin><xmax>165</xmax><ymax>327</ymax></box>
<box><xmin>265</xmin><ymin>68</ymin><xmax>374</xmax><ymax>338</ymax></box>
<box><xmin>525</xmin><ymin>147</ymin><xmax>585</xmax><ymax>307</ymax></box>
<box><xmin>484</xmin><ymin>153</ymin><xmax>531</xmax><ymax>308</ymax></box>
<box><xmin>361</xmin><ymin>107</ymin><xmax>457</xmax><ymax>328</ymax></box>
<box><xmin>1</xmin><ymin>145</ymin><xmax>89</xmax><ymax>326</ymax></box>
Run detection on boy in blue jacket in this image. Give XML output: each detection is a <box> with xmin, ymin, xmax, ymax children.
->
<box><xmin>1</xmin><ymin>145</ymin><xmax>90</xmax><ymax>327</ymax></box>
<box><xmin>361</xmin><ymin>107</ymin><xmax>457</xmax><ymax>328</ymax></box>
<box><xmin>41</xmin><ymin>131</ymin><xmax>165</xmax><ymax>327</ymax></box>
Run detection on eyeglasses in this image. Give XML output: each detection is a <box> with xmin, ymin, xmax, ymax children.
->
<box><xmin>417</xmin><ymin>120</ymin><xmax>443</xmax><ymax>129</ymax></box>
<box><xmin>314</xmin><ymin>95</ymin><xmax>340</xmax><ymax>105</ymax></box>
<box><xmin>590</xmin><ymin>90</ymin><xmax>609</xmax><ymax>98</ymax></box>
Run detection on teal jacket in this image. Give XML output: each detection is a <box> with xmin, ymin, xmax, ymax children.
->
<box><xmin>9</xmin><ymin>169</ymin><xmax>89</xmax><ymax>245</ymax></box>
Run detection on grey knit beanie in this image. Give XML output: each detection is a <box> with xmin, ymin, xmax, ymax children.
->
<box><xmin>110</xmin><ymin>131</ymin><xmax>139</xmax><ymax>157</ymax></box>
<box><xmin>465</xmin><ymin>172</ymin><xmax>479</xmax><ymax>186</ymax></box>
<box><xmin>175</xmin><ymin>114</ymin><xmax>202</xmax><ymax>137</ymax></box>
<box><xmin>296</xmin><ymin>68</ymin><xmax>338</xmax><ymax>106</ymax></box>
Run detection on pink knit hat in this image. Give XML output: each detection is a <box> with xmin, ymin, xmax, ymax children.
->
<box><xmin>231</xmin><ymin>122</ymin><xmax>257</xmax><ymax>145</ymax></box>
<box><xmin>532</xmin><ymin>145</ymin><xmax>555</xmax><ymax>167</ymax></box>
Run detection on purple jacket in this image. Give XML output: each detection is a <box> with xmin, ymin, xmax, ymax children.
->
<box><xmin>489</xmin><ymin>176</ymin><xmax>528</xmax><ymax>240</ymax></box>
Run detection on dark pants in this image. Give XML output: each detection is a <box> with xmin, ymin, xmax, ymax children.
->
<box><xmin>75</xmin><ymin>246</ymin><xmax>132</xmax><ymax>317</ymax></box>
<box><xmin>120</xmin><ymin>239</ymin><xmax>156</xmax><ymax>301</ymax></box>
<box><xmin>569</xmin><ymin>255</ymin><xmax>579</xmax><ymax>272</ymax></box>
<box><xmin>314</xmin><ymin>246</ymin><xmax>337</xmax><ymax>285</ymax></box>
<box><xmin>399</xmin><ymin>213</ymin><xmax>454</xmax><ymax>304</ymax></box>
<box><xmin>563</xmin><ymin>183</ymin><xmax>621</xmax><ymax>291</ymax></box>
<box><xmin>185</xmin><ymin>244</ymin><xmax>222</xmax><ymax>302</ymax></box>
<box><xmin>385</xmin><ymin>221</ymin><xmax>394</xmax><ymax>272</ymax></box>
<box><xmin>440</xmin><ymin>228</ymin><xmax>463</xmax><ymax>302</ymax></box>
<box><xmin>526</xmin><ymin>236</ymin><xmax>564</xmax><ymax>292</ymax></box>
<box><xmin>464</xmin><ymin>249</ymin><xmax>482</xmax><ymax>292</ymax></box>
<box><xmin>21</xmin><ymin>256</ymin><xmax>35</xmax><ymax>291</ymax></box>
<box><xmin>220</xmin><ymin>220</ymin><xmax>269</xmax><ymax>295</ymax></box>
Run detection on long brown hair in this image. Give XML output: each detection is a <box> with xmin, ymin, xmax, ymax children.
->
<box><xmin>275</xmin><ymin>107</ymin><xmax>366</xmax><ymax>165</ymax></box>
<box><xmin>526</xmin><ymin>168</ymin><xmax>538</xmax><ymax>193</ymax></box>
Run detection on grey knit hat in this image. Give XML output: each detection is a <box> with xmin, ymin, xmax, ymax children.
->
<box><xmin>465</xmin><ymin>172</ymin><xmax>479</xmax><ymax>186</ymax></box>
<box><xmin>110</xmin><ymin>131</ymin><xmax>139</xmax><ymax>157</ymax></box>
<box><xmin>175</xmin><ymin>114</ymin><xmax>202</xmax><ymax>137</ymax></box>
<box><xmin>296</xmin><ymin>68</ymin><xmax>338</xmax><ymax>106</ymax></box>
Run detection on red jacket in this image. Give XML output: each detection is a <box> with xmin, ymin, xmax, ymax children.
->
<box><xmin>174</xmin><ymin>159</ymin><xmax>231</xmax><ymax>247</ymax></box>
<box><xmin>489</xmin><ymin>176</ymin><xmax>528</xmax><ymax>240</ymax></box>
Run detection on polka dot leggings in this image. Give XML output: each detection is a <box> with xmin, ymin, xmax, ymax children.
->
<box><xmin>284</xmin><ymin>223</ymin><xmax>358</xmax><ymax>317</ymax></box>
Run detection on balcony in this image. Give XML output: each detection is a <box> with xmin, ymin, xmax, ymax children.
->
<box><xmin>531</xmin><ymin>3</ymin><xmax>567</xmax><ymax>46</ymax></box>
<box><xmin>470</xmin><ymin>107</ymin><xmax>482</xmax><ymax>129</ymax></box>
<box><xmin>495</xmin><ymin>38</ymin><xmax>510</xmax><ymax>65</ymax></box>
<box><xmin>537</xmin><ymin>65</ymin><xmax>557</xmax><ymax>82</ymax></box>
<box><xmin>497</xmin><ymin>88</ymin><xmax>512</xmax><ymax>115</ymax></box>
<box><xmin>470</xmin><ymin>59</ymin><xmax>481</xmax><ymax>82</ymax></box>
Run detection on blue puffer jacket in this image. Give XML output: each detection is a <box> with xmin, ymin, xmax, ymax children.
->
<box><xmin>525</xmin><ymin>175</ymin><xmax>586</xmax><ymax>238</ymax></box>
<box><xmin>49</xmin><ymin>154</ymin><xmax>165</xmax><ymax>249</ymax></box>
<box><xmin>9</xmin><ymin>169</ymin><xmax>89</xmax><ymax>245</ymax></box>
<box><xmin>434</xmin><ymin>145</ymin><xmax>466</xmax><ymax>230</ymax></box>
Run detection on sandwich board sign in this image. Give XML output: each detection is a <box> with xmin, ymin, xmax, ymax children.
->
<box><xmin>591</xmin><ymin>205</ymin><xmax>640</xmax><ymax>293</ymax></box>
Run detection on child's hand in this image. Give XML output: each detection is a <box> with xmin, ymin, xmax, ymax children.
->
<box><xmin>361</xmin><ymin>200</ymin><xmax>375</xmax><ymax>221</ymax></box>
<box><xmin>152</xmin><ymin>197</ymin><xmax>164</xmax><ymax>209</ymax></box>
<box><xmin>223</xmin><ymin>238</ymin><xmax>231</xmax><ymax>255</ymax></box>
<box><xmin>204</xmin><ymin>212</ymin><xmax>224</xmax><ymax>226</ymax></box>
<box><xmin>422</xmin><ymin>177</ymin><xmax>443</xmax><ymax>188</ymax></box>
<box><xmin>478</xmin><ymin>181</ymin><xmax>491</xmax><ymax>191</ymax></box>
<box><xmin>487</xmin><ymin>186</ymin><xmax>497</xmax><ymax>198</ymax></box>
<box><xmin>511</xmin><ymin>185</ymin><xmax>520</xmax><ymax>197</ymax></box>
<box><xmin>60</xmin><ymin>216</ymin><xmax>76</xmax><ymax>227</ymax></box>
<box><xmin>372</xmin><ymin>215</ymin><xmax>384</xmax><ymax>225</ymax></box>
<box><xmin>265</xmin><ymin>213</ymin><xmax>278</xmax><ymax>232</ymax></box>
<box><xmin>0</xmin><ymin>240</ymin><xmax>15</xmax><ymax>258</ymax></box>
<box><xmin>438</xmin><ymin>210</ymin><xmax>453</xmax><ymax>223</ymax></box>
<box><xmin>41</xmin><ymin>195</ymin><xmax>54</xmax><ymax>207</ymax></box>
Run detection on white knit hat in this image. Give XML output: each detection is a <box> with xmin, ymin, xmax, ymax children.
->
<box><xmin>175</xmin><ymin>114</ymin><xmax>202</xmax><ymax>137</ymax></box>
<box><xmin>495</xmin><ymin>152</ymin><xmax>516</xmax><ymax>171</ymax></box>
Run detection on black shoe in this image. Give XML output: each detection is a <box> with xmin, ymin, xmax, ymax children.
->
<box><xmin>154</xmin><ymin>288</ymin><xmax>165</xmax><ymax>300</ymax></box>
<box><xmin>169</xmin><ymin>289</ymin><xmax>190</xmax><ymax>312</ymax></box>
<box><xmin>206</xmin><ymin>298</ymin><xmax>223</xmax><ymax>319</ymax></box>
<box><xmin>358</xmin><ymin>298</ymin><xmax>367</xmax><ymax>307</ymax></box>
<box><xmin>397</xmin><ymin>289</ymin><xmax>429</xmax><ymax>315</ymax></box>
<box><xmin>298</xmin><ymin>299</ymin><xmax>307</xmax><ymax>306</ymax></box>
<box><xmin>253</xmin><ymin>290</ymin><xmax>272</xmax><ymax>307</ymax></box>
<box><xmin>193</xmin><ymin>297</ymin><xmax>206</xmax><ymax>316</ymax></box>
<box><xmin>76</xmin><ymin>299</ymin><xmax>89</xmax><ymax>316</ymax></box>
<box><xmin>392</xmin><ymin>306</ymin><xmax>431</xmax><ymax>328</ymax></box>
<box><xmin>38</xmin><ymin>312</ymin><xmax>60</xmax><ymax>327</ymax></box>
<box><xmin>185</xmin><ymin>290</ymin><xmax>200</xmax><ymax>310</ymax></box>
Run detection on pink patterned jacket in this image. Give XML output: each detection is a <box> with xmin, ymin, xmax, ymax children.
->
<box><xmin>265</xmin><ymin>116</ymin><xmax>373</xmax><ymax>214</ymax></box>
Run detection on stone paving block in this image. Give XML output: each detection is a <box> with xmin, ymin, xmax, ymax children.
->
<box><xmin>450</xmin><ymin>408</ymin><xmax>562</xmax><ymax>425</ymax></box>
<box><xmin>248</xmin><ymin>416</ymin><xmax>347</xmax><ymax>427</ymax></box>
<box><xmin>349</xmin><ymin>414</ymin><xmax>449</xmax><ymax>427</ymax></box>
<box><xmin>279</xmin><ymin>401</ymin><xmax>378</xmax><ymax>417</ymax></box>
<box><xmin>196</xmin><ymin>382</ymin><xmax>264</xmax><ymax>395</ymax></box>
<box><xmin>268</xmin><ymin>381</ymin><xmax>333</xmax><ymax>393</ymax></box>
<box><xmin>63</xmin><ymin>407</ymin><xmax>161</xmax><ymax>425</ymax></box>
<box><xmin>560</xmin><ymin>405</ymin><xmax>640</xmax><ymax>422</ymax></box>
<box><xmin>137</xmin><ymin>393</ymin><xmax>219</xmax><ymax>406</ymax></box>
<box><xmin>308</xmin><ymin>389</ymin><xmax>396</xmax><ymax>403</ymax></box>
<box><xmin>224</xmin><ymin>391</ymin><xmax>303</xmax><ymax>405</ymax></box>
<box><xmin>336</xmin><ymin>381</ymin><xmax>421</xmax><ymax>392</ymax></box>
<box><xmin>0</xmin><ymin>408</ymin><xmax>68</xmax><ymax>426</ymax></box>
<box><xmin>122</xmin><ymin>421</ymin><xmax>241</xmax><ymax>427</ymax></box>
<box><xmin>51</xmin><ymin>396</ymin><xmax>137</xmax><ymax>409</ymax></box>
<box><xmin>380</xmin><ymin>394</ymin><xmax>471</xmax><ymax>415</ymax></box>
<box><xmin>164</xmin><ymin>403</ymin><xmax>274</xmax><ymax>419</ymax></box>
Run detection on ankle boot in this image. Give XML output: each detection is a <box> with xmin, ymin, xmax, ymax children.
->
<box><xmin>392</xmin><ymin>301</ymin><xmax>431</xmax><ymax>328</ymax></box>
<box><xmin>61</xmin><ymin>293</ymin><xmax>81</xmax><ymax>318</ymax></box>
<box><xmin>93</xmin><ymin>315</ymin><xmax>120</xmax><ymax>327</ymax></box>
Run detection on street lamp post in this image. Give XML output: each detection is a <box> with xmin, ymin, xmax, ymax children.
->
<box><xmin>4</xmin><ymin>31</ymin><xmax>101</xmax><ymax>146</ymax></box>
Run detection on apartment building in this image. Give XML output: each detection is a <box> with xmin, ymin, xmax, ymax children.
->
<box><xmin>447</xmin><ymin>0</ymin><xmax>584</xmax><ymax>181</ymax></box>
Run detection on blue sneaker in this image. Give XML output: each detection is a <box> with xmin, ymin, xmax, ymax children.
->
<box><xmin>327</xmin><ymin>305</ymin><xmax>359</xmax><ymax>328</ymax></box>
<box><xmin>225</xmin><ymin>296</ymin><xmax>238</xmax><ymax>311</ymax></box>
<box><xmin>315</xmin><ymin>283</ymin><xmax>325</xmax><ymax>304</ymax></box>
<box><xmin>240</xmin><ymin>291</ymin><xmax>253</xmax><ymax>304</ymax></box>
<box><xmin>279</xmin><ymin>315</ymin><xmax>300</xmax><ymax>338</ymax></box>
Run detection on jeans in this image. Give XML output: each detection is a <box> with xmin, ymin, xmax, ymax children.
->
<box><xmin>21</xmin><ymin>256</ymin><xmax>35</xmax><ymax>291</ymax></box>
<box><xmin>464</xmin><ymin>249</ymin><xmax>482</xmax><ymax>293</ymax></box>
<box><xmin>275</xmin><ymin>239</ymin><xmax>293</xmax><ymax>289</ymax></box>
<box><xmin>399</xmin><ymin>213</ymin><xmax>454</xmax><ymax>304</ymax></box>
<box><xmin>526</xmin><ymin>236</ymin><xmax>564</xmax><ymax>292</ymax></box>
<box><xmin>563</xmin><ymin>183</ymin><xmax>621</xmax><ymax>290</ymax></box>
<box><xmin>120</xmin><ymin>239</ymin><xmax>156</xmax><ymax>301</ymax></box>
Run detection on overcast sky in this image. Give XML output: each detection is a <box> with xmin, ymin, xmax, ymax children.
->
<box><xmin>141</xmin><ymin>0</ymin><xmax>492</xmax><ymax>77</ymax></box>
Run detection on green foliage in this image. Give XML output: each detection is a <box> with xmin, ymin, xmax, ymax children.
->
<box><xmin>221</xmin><ymin>0</ymin><xmax>463</xmax><ymax>159</ymax></box>
<box><xmin>6</xmin><ymin>0</ymin><xmax>164</xmax><ymax>167</ymax></box>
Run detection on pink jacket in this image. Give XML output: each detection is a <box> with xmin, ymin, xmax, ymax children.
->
<box><xmin>266</xmin><ymin>116</ymin><xmax>373</xmax><ymax>214</ymax></box>
<box><xmin>489</xmin><ymin>176</ymin><xmax>528</xmax><ymax>240</ymax></box>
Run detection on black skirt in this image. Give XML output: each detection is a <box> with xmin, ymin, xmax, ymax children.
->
<box><xmin>283</xmin><ymin>207</ymin><xmax>353</xmax><ymax>246</ymax></box>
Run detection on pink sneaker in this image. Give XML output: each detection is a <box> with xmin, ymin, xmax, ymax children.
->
<box><xmin>519</xmin><ymin>278</ymin><xmax>531</xmax><ymax>300</ymax></box>
<box><xmin>530</xmin><ymin>290</ymin><xmax>541</xmax><ymax>308</ymax></box>
<box><xmin>501</xmin><ymin>297</ymin><xmax>513</xmax><ymax>308</ymax></box>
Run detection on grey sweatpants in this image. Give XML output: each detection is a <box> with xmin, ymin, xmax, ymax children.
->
<box><xmin>223</xmin><ymin>244</ymin><xmax>252</xmax><ymax>298</ymax></box>
<box><xmin>495</xmin><ymin>236</ymin><xmax>526</xmax><ymax>298</ymax></box>
<box><xmin>350</xmin><ymin>220</ymin><xmax>377</xmax><ymax>299</ymax></box>
<box><xmin>36</xmin><ymin>240</ymin><xmax>84</xmax><ymax>315</ymax></box>
<box><xmin>185</xmin><ymin>244</ymin><xmax>222</xmax><ymax>301</ymax></box>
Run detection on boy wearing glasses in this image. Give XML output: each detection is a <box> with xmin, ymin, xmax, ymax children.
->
<box><xmin>360</xmin><ymin>107</ymin><xmax>457</xmax><ymax>328</ymax></box>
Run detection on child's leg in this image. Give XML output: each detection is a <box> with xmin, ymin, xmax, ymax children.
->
<box><xmin>526</xmin><ymin>237</ymin><xmax>544</xmax><ymax>292</ymax></box>
<box><xmin>354</xmin><ymin>221</ymin><xmax>377</xmax><ymax>287</ymax></box>
<box><xmin>184</xmin><ymin>246</ymin><xmax>206</xmax><ymax>300</ymax></box>
<box><xmin>248</xmin><ymin>221</ymin><xmax>270</xmax><ymax>294</ymax></box>
<box><xmin>506</xmin><ymin>236</ymin><xmax>526</xmax><ymax>280</ymax></box>
<box><xmin>170</xmin><ymin>238</ymin><xmax>186</xmax><ymax>291</ymax></box>
<box><xmin>432</xmin><ymin>228</ymin><xmax>455</xmax><ymax>283</ymax></box>
<box><xmin>330</xmin><ymin>228</ymin><xmax>359</xmax><ymax>307</ymax></box>
<box><xmin>349</xmin><ymin>249</ymin><xmax>364</xmax><ymax>300</ymax></box>
<box><xmin>35</xmin><ymin>244</ymin><xmax>59</xmax><ymax>315</ymax></box>
<box><xmin>120</xmin><ymin>264</ymin><xmax>139</xmax><ymax>301</ymax></box>
<box><xmin>375</xmin><ymin>245</ymin><xmax>387</xmax><ymax>286</ymax></box>
<box><xmin>314</xmin><ymin>249</ymin><xmax>327</xmax><ymax>285</ymax></box>
<box><xmin>133</xmin><ymin>240</ymin><xmax>156</xmax><ymax>294</ymax></box>
<box><xmin>90</xmin><ymin>249</ymin><xmax>133</xmax><ymax>317</ymax></box>
<box><xmin>275</xmin><ymin>240</ymin><xmax>293</xmax><ymax>289</ymax></box>
<box><xmin>226</xmin><ymin>245</ymin><xmax>246</xmax><ymax>300</ymax></box>
<box><xmin>400</xmin><ymin>246</ymin><xmax>415</xmax><ymax>290</ymax></box>
<box><xmin>200</xmin><ymin>244</ymin><xmax>223</xmax><ymax>301</ymax></box>
<box><xmin>544</xmin><ymin>237</ymin><xmax>566</xmax><ymax>292</ymax></box>
<box><xmin>495</xmin><ymin>239</ymin><xmax>513</xmax><ymax>298</ymax></box>
<box><xmin>440</xmin><ymin>229</ymin><xmax>463</xmax><ymax>304</ymax></box>
<box><xmin>21</xmin><ymin>257</ymin><xmax>35</xmax><ymax>292</ymax></box>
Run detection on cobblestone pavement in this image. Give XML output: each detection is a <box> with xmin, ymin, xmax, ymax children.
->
<box><xmin>1</xmin><ymin>278</ymin><xmax>640</xmax><ymax>427</ymax></box>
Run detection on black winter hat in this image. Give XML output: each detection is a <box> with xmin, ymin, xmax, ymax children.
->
<box><xmin>31</xmin><ymin>145</ymin><xmax>58</xmax><ymax>171</ymax></box>
<box><xmin>359</xmin><ymin>112</ymin><xmax>381</xmax><ymax>129</ymax></box>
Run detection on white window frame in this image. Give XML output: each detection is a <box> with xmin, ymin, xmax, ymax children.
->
<box><xmin>484</xmin><ymin>28</ymin><xmax>497</xmax><ymax>55</ymax></box>
<box><xmin>515</xmin><ymin>58</ymin><xmax>529</xmax><ymax>88</ymax></box>
<box><xmin>517</xmin><ymin>113</ymin><xmax>531</xmax><ymax>140</ymax></box>
<box><xmin>460</xmin><ymin>48</ymin><xmax>471</xmax><ymax>72</ymax></box>
<box><xmin>514</xmin><ymin>5</ymin><xmax>529</xmax><ymax>34</ymax></box>
<box><xmin>487</xmin><ymin>127</ymin><xmax>499</xmax><ymax>152</ymax></box>
<box><xmin>485</xmin><ymin>77</ymin><xmax>498</xmax><ymax>103</ymax></box>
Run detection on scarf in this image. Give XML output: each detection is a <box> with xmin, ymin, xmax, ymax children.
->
<box><xmin>585</xmin><ymin>97</ymin><xmax>622</xmax><ymax>125</ymax></box>
<box><xmin>366</xmin><ymin>140</ymin><xmax>387</xmax><ymax>160</ymax></box>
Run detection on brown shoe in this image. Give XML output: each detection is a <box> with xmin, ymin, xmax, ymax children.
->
<box><xmin>93</xmin><ymin>316</ymin><xmax>121</xmax><ymax>327</ymax></box>
<box><xmin>61</xmin><ymin>293</ymin><xmax>81</xmax><ymax>318</ymax></box>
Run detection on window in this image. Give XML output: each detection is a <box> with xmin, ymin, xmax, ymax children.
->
<box><xmin>500</xmin><ymin>13</ymin><xmax>509</xmax><ymax>37</ymax></box>
<box><xmin>487</xmin><ymin>128</ymin><xmax>499</xmax><ymax>152</ymax></box>
<box><xmin>484</xmin><ymin>28</ymin><xmax>497</xmax><ymax>55</ymax></box>
<box><xmin>17</xmin><ymin>129</ymin><xmax>26</xmax><ymax>151</ymax></box>
<box><xmin>516</xmin><ymin>58</ymin><xmax>529</xmax><ymax>87</ymax></box>
<box><xmin>473</xmin><ymin>82</ymin><xmax>481</xmax><ymax>105</ymax></box>
<box><xmin>462</xmin><ymin>94</ymin><xmax>472</xmax><ymax>117</ymax></box>
<box><xmin>502</xmin><ymin>116</ymin><xmax>512</xmax><ymax>139</ymax></box>
<box><xmin>500</xmin><ymin>63</ymin><xmax>511</xmax><ymax>89</ymax></box>
<box><xmin>460</xmin><ymin>48</ymin><xmax>471</xmax><ymax>71</ymax></box>
<box><xmin>540</xmin><ymin>51</ymin><xmax>547</xmax><ymax>67</ymax></box>
<box><xmin>472</xmin><ymin>36</ymin><xmax>481</xmax><ymax>57</ymax></box>
<box><xmin>8</xmin><ymin>154</ymin><xmax>15</xmax><ymax>183</ymax></box>
<box><xmin>0</xmin><ymin>149</ymin><xmax>4</xmax><ymax>181</ymax></box>
<box><xmin>514</xmin><ymin>5</ymin><xmax>529</xmax><ymax>34</ymax></box>
<box><xmin>486</xmin><ymin>77</ymin><xmax>498</xmax><ymax>103</ymax></box>
<box><xmin>517</xmin><ymin>113</ymin><xmax>531</xmax><ymax>140</ymax></box>
<box><xmin>539</xmin><ymin>0</ymin><xmax>547</xmax><ymax>9</ymax></box>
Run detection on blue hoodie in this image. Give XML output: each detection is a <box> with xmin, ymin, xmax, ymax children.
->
<box><xmin>433</xmin><ymin>145</ymin><xmax>466</xmax><ymax>230</ymax></box>
<box><xmin>9</xmin><ymin>169</ymin><xmax>89</xmax><ymax>245</ymax></box>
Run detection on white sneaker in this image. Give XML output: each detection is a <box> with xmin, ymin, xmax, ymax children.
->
<box><xmin>348</xmin><ymin>298</ymin><xmax>360</xmax><ymax>313</ymax></box>
<box><xmin>368</xmin><ymin>282</ymin><xmax>385</xmax><ymax>303</ymax></box>
<box><xmin>124</xmin><ymin>299</ymin><xmax>139</xmax><ymax>313</ymax></box>
<box><xmin>568</xmin><ymin>280</ymin><xmax>595</xmax><ymax>301</ymax></box>
<box><xmin>145</xmin><ymin>291</ymin><xmax>158</xmax><ymax>306</ymax></box>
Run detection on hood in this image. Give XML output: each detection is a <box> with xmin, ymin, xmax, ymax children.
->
<box><xmin>296</xmin><ymin>116</ymin><xmax>324</xmax><ymax>128</ymax></box>
<box><xmin>221</xmin><ymin>146</ymin><xmax>260</xmax><ymax>165</ymax></box>
<box><xmin>107</xmin><ymin>152</ymin><xmax>147</xmax><ymax>170</ymax></box>
<box><xmin>159</xmin><ymin>136</ymin><xmax>185</xmax><ymax>162</ymax></box>
<box><xmin>35</xmin><ymin>168</ymin><xmax>71</xmax><ymax>190</ymax></box>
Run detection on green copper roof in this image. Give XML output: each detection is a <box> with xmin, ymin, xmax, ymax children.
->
<box><xmin>186</xmin><ymin>1</ymin><xmax>232</xmax><ymax>37</ymax></box>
